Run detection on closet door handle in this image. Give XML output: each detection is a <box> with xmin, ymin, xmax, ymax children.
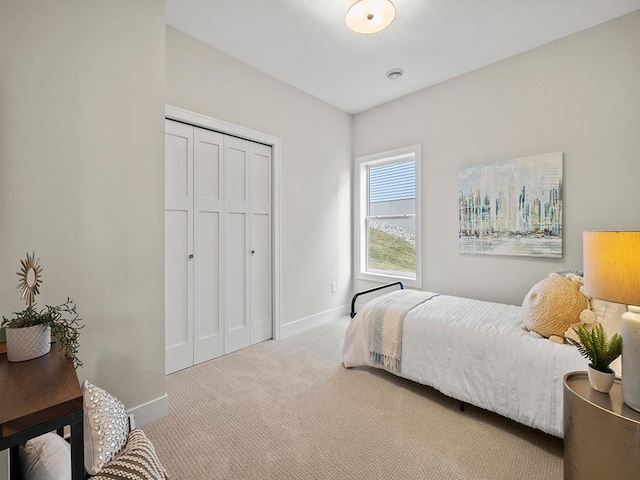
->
<box><xmin>250</xmin><ymin>250</ymin><xmax>256</xmax><ymax>255</ymax></box>
<box><xmin>189</xmin><ymin>254</ymin><xmax>194</xmax><ymax>259</ymax></box>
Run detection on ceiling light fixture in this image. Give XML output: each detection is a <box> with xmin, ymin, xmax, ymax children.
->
<box><xmin>346</xmin><ymin>0</ymin><xmax>396</xmax><ymax>35</ymax></box>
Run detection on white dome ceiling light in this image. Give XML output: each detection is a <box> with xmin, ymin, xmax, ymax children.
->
<box><xmin>346</xmin><ymin>0</ymin><xmax>396</xmax><ymax>35</ymax></box>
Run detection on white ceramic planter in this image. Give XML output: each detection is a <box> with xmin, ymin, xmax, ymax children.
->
<box><xmin>587</xmin><ymin>364</ymin><xmax>615</xmax><ymax>394</ymax></box>
<box><xmin>5</xmin><ymin>325</ymin><xmax>51</xmax><ymax>362</ymax></box>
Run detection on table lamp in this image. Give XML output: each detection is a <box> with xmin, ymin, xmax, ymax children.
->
<box><xmin>582</xmin><ymin>231</ymin><xmax>640</xmax><ymax>410</ymax></box>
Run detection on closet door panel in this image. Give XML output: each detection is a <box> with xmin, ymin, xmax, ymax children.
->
<box><xmin>165</xmin><ymin>120</ymin><xmax>194</xmax><ymax>374</ymax></box>
<box><xmin>224</xmin><ymin>136</ymin><xmax>251</xmax><ymax>354</ymax></box>
<box><xmin>197</xmin><ymin>142</ymin><xmax>221</xmax><ymax>201</ymax></box>
<box><xmin>194</xmin><ymin>128</ymin><xmax>224</xmax><ymax>363</ymax></box>
<box><xmin>251</xmin><ymin>212</ymin><xmax>271</xmax><ymax>343</ymax></box>
<box><xmin>165</xmin><ymin>211</ymin><xmax>190</xmax><ymax>349</ymax></box>
<box><xmin>194</xmin><ymin>211</ymin><xmax>221</xmax><ymax>360</ymax></box>
<box><xmin>165</xmin><ymin>133</ymin><xmax>190</xmax><ymax>201</ymax></box>
<box><xmin>196</xmin><ymin>212</ymin><xmax>220</xmax><ymax>337</ymax></box>
<box><xmin>226</xmin><ymin>145</ymin><xmax>247</xmax><ymax>203</ymax></box>
<box><xmin>250</xmin><ymin>148</ymin><xmax>270</xmax><ymax>206</ymax></box>
<box><xmin>250</xmin><ymin>143</ymin><xmax>272</xmax><ymax>344</ymax></box>
<box><xmin>225</xmin><ymin>212</ymin><xmax>249</xmax><ymax>353</ymax></box>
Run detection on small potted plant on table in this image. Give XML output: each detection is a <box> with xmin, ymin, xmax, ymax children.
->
<box><xmin>1</xmin><ymin>253</ymin><xmax>83</xmax><ymax>367</ymax></box>
<box><xmin>568</xmin><ymin>323</ymin><xmax>621</xmax><ymax>393</ymax></box>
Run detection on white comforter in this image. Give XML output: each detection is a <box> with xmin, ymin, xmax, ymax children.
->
<box><xmin>343</xmin><ymin>291</ymin><xmax>588</xmax><ymax>437</ymax></box>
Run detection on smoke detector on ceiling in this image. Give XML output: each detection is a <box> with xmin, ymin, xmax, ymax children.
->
<box><xmin>386</xmin><ymin>68</ymin><xmax>404</xmax><ymax>80</ymax></box>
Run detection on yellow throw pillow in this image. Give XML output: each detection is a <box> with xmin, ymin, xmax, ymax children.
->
<box><xmin>522</xmin><ymin>273</ymin><xmax>589</xmax><ymax>339</ymax></box>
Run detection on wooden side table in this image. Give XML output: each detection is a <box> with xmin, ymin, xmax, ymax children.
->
<box><xmin>0</xmin><ymin>347</ymin><xmax>84</xmax><ymax>479</ymax></box>
<box><xmin>563</xmin><ymin>371</ymin><xmax>640</xmax><ymax>480</ymax></box>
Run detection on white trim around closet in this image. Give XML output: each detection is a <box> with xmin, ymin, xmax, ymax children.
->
<box><xmin>165</xmin><ymin>104</ymin><xmax>282</xmax><ymax>340</ymax></box>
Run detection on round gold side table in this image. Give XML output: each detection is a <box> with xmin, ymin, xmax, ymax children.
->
<box><xmin>563</xmin><ymin>371</ymin><xmax>640</xmax><ymax>480</ymax></box>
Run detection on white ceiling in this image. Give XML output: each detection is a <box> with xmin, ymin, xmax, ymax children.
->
<box><xmin>166</xmin><ymin>0</ymin><xmax>640</xmax><ymax>114</ymax></box>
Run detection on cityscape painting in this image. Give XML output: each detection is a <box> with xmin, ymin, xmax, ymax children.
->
<box><xmin>459</xmin><ymin>152</ymin><xmax>563</xmax><ymax>258</ymax></box>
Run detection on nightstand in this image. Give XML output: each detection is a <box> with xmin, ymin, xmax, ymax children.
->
<box><xmin>563</xmin><ymin>371</ymin><xmax>640</xmax><ymax>480</ymax></box>
<box><xmin>0</xmin><ymin>347</ymin><xmax>84</xmax><ymax>480</ymax></box>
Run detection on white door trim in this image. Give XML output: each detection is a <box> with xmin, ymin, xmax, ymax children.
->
<box><xmin>165</xmin><ymin>104</ymin><xmax>282</xmax><ymax>340</ymax></box>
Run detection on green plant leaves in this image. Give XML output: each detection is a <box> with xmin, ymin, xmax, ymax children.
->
<box><xmin>2</xmin><ymin>298</ymin><xmax>83</xmax><ymax>368</ymax></box>
<box><xmin>567</xmin><ymin>323</ymin><xmax>621</xmax><ymax>373</ymax></box>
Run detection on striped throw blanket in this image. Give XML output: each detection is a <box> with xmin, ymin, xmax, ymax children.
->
<box><xmin>364</xmin><ymin>290</ymin><xmax>437</xmax><ymax>373</ymax></box>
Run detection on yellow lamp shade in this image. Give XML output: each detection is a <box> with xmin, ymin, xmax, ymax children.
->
<box><xmin>582</xmin><ymin>231</ymin><xmax>640</xmax><ymax>306</ymax></box>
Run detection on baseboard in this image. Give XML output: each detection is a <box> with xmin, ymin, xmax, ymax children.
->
<box><xmin>128</xmin><ymin>393</ymin><xmax>170</xmax><ymax>428</ymax></box>
<box><xmin>281</xmin><ymin>304</ymin><xmax>349</xmax><ymax>339</ymax></box>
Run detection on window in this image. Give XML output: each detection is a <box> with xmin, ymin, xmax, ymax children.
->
<box><xmin>355</xmin><ymin>145</ymin><xmax>421</xmax><ymax>287</ymax></box>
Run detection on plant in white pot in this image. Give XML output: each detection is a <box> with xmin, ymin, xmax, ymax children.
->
<box><xmin>1</xmin><ymin>253</ymin><xmax>83</xmax><ymax>367</ymax></box>
<box><xmin>567</xmin><ymin>323</ymin><xmax>621</xmax><ymax>393</ymax></box>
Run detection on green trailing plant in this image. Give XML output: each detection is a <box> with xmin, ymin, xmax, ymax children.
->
<box><xmin>567</xmin><ymin>323</ymin><xmax>622</xmax><ymax>373</ymax></box>
<box><xmin>2</xmin><ymin>298</ymin><xmax>83</xmax><ymax>368</ymax></box>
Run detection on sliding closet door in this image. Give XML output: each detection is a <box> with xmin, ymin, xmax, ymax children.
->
<box><xmin>193</xmin><ymin>128</ymin><xmax>224</xmax><ymax>364</ymax></box>
<box><xmin>165</xmin><ymin>120</ymin><xmax>194</xmax><ymax>374</ymax></box>
<box><xmin>166</xmin><ymin>118</ymin><xmax>273</xmax><ymax>370</ymax></box>
<box><xmin>250</xmin><ymin>142</ymin><xmax>272</xmax><ymax>344</ymax></box>
<box><xmin>224</xmin><ymin>136</ymin><xmax>251</xmax><ymax>353</ymax></box>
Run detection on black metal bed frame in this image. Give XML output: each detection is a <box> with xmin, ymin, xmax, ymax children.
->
<box><xmin>350</xmin><ymin>281</ymin><xmax>404</xmax><ymax>318</ymax></box>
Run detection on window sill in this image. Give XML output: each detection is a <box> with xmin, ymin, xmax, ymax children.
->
<box><xmin>357</xmin><ymin>271</ymin><xmax>421</xmax><ymax>289</ymax></box>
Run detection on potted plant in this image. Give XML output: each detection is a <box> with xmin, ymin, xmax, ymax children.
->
<box><xmin>567</xmin><ymin>323</ymin><xmax>621</xmax><ymax>393</ymax></box>
<box><xmin>1</xmin><ymin>253</ymin><xmax>83</xmax><ymax>367</ymax></box>
<box><xmin>2</xmin><ymin>299</ymin><xmax>83</xmax><ymax>367</ymax></box>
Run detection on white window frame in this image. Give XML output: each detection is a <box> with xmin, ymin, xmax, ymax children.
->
<box><xmin>355</xmin><ymin>144</ymin><xmax>422</xmax><ymax>288</ymax></box>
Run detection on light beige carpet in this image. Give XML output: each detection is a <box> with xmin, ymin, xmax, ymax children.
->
<box><xmin>145</xmin><ymin>317</ymin><xmax>563</xmax><ymax>479</ymax></box>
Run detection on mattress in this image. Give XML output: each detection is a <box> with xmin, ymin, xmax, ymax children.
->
<box><xmin>342</xmin><ymin>290</ymin><xmax>588</xmax><ymax>437</ymax></box>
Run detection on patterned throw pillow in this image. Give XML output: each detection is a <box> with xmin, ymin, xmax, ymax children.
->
<box><xmin>92</xmin><ymin>429</ymin><xmax>168</xmax><ymax>480</ymax></box>
<box><xmin>83</xmin><ymin>381</ymin><xmax>130</xmax><ymax>475</ymax></box>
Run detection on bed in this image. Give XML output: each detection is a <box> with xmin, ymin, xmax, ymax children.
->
<box><xmin>342</xmin><ymin>285</ymin><xmax>589</xmax><ymax>437</ymax></box>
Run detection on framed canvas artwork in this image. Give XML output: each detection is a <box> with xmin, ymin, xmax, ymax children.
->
<box><xmin>459</xmin><ymin>152</ymin><xmax>563</xmax><ymax>258</ymax></box>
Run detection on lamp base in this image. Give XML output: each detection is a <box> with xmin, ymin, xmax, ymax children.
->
<box><xmin>622</xmin><ymin>305</ymin><xmax>640</xmax><ymax>412</ymax></box>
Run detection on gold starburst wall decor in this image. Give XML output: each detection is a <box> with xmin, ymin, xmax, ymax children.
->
<box><xmin>17</xmin><ymin>252</ymin><xmax>43</xmax><ymax>308</ymax></box>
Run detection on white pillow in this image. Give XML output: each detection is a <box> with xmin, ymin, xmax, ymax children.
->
<box><xmin>83</xmin><ymin>380</ymin><xmax>130</xmax><ymax>475</ymax></box>
<box><xmin>590</xmin><ymin>297</ymin><xmax>627</xmax><ymax>337</ymax></box>
<box><xmin>19</xmin><ymin>433</ymin><xmax>71</xmax><ymax>480</ymax></box>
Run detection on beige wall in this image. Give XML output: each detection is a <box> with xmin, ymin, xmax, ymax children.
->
<box><xmin>353</xmin><ymin>12</ymin><xmax>640</xmax><ymax>306</ymax></box>
<box><xmin>0</xmin><ymin>0</ymin><xmax>166</xmax><ymax>415</ymax></box>
<box><xmin>166</xmin><ymin>27</ymin><xmax>353</xmax><ymax>326</ymax></box>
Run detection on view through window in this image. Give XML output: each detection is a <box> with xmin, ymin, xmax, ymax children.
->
<box><xmin>367</xmin><ymin>160</ymin><xmax>416</xmax><ymax>273</ymax></box>
<box><xmin>356</xmin><ymin>145</ymin><xmax>421</xmax><ymax>287</ymax></box>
